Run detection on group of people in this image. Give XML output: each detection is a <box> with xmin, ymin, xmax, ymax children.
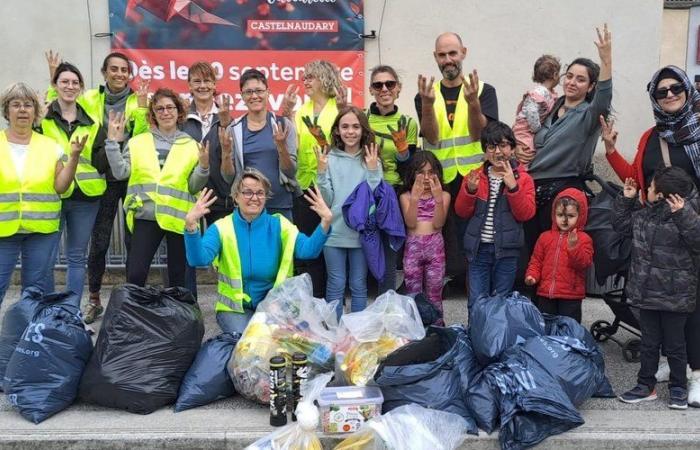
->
<box><xmin>2</xmin><ymin>23</ymin><xmax>700</xmax><ymax>409</ymax></box>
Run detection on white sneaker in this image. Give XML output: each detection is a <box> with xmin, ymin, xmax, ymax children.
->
<box><xmin>656</xmin><ymin>360</ymin><xmax>670</xmax><ymax>383</ymax></box>
<box><xmin>689</xmin><ymin>371</ymin><xmax>700</xmax><ymax>408</ymax></box>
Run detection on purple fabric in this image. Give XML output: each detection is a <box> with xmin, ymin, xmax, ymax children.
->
<box><xmin>342</xmin><ymin>181</ymin><xmax>406</xmax><ymax>281</ymax></box>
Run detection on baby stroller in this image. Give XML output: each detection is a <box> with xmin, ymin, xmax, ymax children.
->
<box><xmin>584</xmin><ymin>174</ymin><xmax>641</xmax><ymax>362</ymax></box>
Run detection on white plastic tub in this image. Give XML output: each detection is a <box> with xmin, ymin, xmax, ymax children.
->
<box><xmin>317</xmin><ymin>386</ymin><xmax>384</xmax><ymax>433</ymax></box>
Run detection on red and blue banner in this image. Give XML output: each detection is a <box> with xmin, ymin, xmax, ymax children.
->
<box><xmin>109</xmin><ymin>0</ymin><xmax>365</xmax><ymax>113</ymax></box>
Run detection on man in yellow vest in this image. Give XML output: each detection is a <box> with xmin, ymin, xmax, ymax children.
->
<box><xmin>414</xmin><ymin>32</ymin><xmax>499</xmax><ymax>293</ymax></box>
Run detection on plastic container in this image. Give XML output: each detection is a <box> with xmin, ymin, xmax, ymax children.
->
<box><xmin>317</xmin><ymin>386</ymin><xmax>384</xmax><ymax>433</ymax></box>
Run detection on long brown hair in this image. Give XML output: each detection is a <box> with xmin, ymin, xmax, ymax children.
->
<box><xmin>330</xmin><ymin>105</ymin><xmax>375</xmax><ymax>158</ymax></box>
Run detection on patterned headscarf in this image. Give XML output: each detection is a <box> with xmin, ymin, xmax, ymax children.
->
<box><xmin>648</xmin><ymin>65</ymin><xmax>700</xmax><ymax>179</ymax></box>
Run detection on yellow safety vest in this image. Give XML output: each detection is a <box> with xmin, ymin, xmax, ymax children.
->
<box><xmin>0</xmin><ymin>131</ymin><xmax>61</xmax><ymax>237</ymax></box>
<box><xmin>424</xmin><ymin>81</ymin><xmax>484</xmax><ymax>183</ymax></box>
<box><xmin>123</xmin><ymin>133</ymin><xmax>200</xmax><ymax>234</ymax></box>
<box><xmin>213</xmin><ymin>213</ymin><xmax>298</xmax><ymax>313</ymax></box>
<box><xmin>40</xmin><ymin>118</ymin><xmax>106</xmax><ymax>198</ymax></box>
<box><xmin>295</xmin><ymin>98</ymin><xmax>338</xmax><ymax>190</ymax></box>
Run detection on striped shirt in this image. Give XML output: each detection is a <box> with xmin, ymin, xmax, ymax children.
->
<box><xmin>480</xmin><ymin>167</ymin><xmax>503</xmax><ymax>243</ymax></box>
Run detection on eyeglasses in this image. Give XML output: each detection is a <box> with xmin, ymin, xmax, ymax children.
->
<box><xmin>154</xmin><ymin>105</ymin><xmax>177</xmax><ymax>114</ymax></box>
<box><xmin>241</xmin><ymin>88</ymin><xmax>267</xmax><ymax>98</ymax></box>
<box><xmin>9</xmin><ymin>102</ymin><xmax>34</xmax><ymax>110</ymax></box>
<box><xmin>190</xmin><ymin>79</ymin><xmax>215</xmax><ymax>86</ymax></box>
<box><xmin>653</xmin><ymin>83</ymin><xmax>685</xmax><ymax>100</ymax></box>
<box><xmin>371</xmin><ymin>80</ymin><xmax>398</xmax><ymax>91</ymax></box>
<box><xmin>240</xmin><ymin>189</ymin><xmax>266</xmax><ymax>199</ymax></box>
<box><xmin>484</xmin><ymin>142</ymin><xmax>512</xmax><ymax>152</ymax></box>
<box><xmin>57</xmin><ymin>79</ymin><xmax>81</xmax><ymax>88</ymax></box>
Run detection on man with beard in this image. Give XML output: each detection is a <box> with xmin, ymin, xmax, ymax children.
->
<box><xmin>414</xmin><ymin>32</ymin><xmax>498</xmax><ymax>295</ymax></box>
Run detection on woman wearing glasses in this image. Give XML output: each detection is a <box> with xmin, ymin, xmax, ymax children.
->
<box><xmin>602</xmin><ymin>65</ymin><xmax>700</xmax><ymax>407</ymax></box>
<box><xmin>183</xmin><ymin>169</ymin><xmax>331</xmax><ymax>334</ymax></box>
<box><xmin>229</xmin><ymin>69</ymin><xmax>297</xmax><ymax>220</ymax></box>
<box><xmin>105</xmin><ymin>88</ymin><xmax>209</xmax><ymax>289</ymax></box>
<box><xmin>366</xmin><ymin>65</ymin><xmax>418</xmax><ymax>294</ymax></box>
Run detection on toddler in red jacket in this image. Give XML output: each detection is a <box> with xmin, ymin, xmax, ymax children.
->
<box><xmin>525</xmin><ymin>188</ymin><xmax>593</xmax><ymax>322</ymax></box>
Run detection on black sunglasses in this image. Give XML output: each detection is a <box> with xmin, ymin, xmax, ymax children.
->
<box><xmin>371</xmin><ymin>80</ymin><xmax>398</xmax><ymax>90</ymax></box>
<box><xmin>653</xmin><ymin>82</ymin><xmax>685</xmax><ymax>100</ymax></box>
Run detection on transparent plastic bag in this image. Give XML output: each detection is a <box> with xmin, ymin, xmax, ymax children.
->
<box><xmin>334</xmin><ymin>404</ymin><xmax>470</xmax><ymax>450</ymax></box>
<box><xmin>229</xmin><ymin>275</ymin><xmax>338</xmax><ymax>403</ymax></box>
<box><xmin>246</xmin><ymin>372</ymin><xmax>333</xmax><ymax>450</ymax></box>
<box><xmin>335</xmin><ymin>290</ymin><xmax>425</xmax><ymax>386</ymax></box>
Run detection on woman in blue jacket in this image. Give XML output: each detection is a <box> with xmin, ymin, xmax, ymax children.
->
<box><xmin>184</xmin><ymin>168</ymin><xmax>331</xmax><ymax>334</ymax></box>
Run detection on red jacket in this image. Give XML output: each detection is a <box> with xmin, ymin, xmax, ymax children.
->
<box><xmin>605</xmin><ymin>127</ymin><xmax>654</xmax><ymax>201</ymax></box>
<box><xmin>525</xmin><ymin>188</ymin><xmax>593</xmax><ymax>300</ymax></box>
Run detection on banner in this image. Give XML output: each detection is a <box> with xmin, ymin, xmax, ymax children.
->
<box><xmin>108</xmin><ymin>0</ymin><xmax>365</xmax><ymax>114</ymax></box>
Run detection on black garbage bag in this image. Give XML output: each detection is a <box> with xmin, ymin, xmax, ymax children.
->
<box><xmin>4</xmin><ymin>304</ymin><xmax>92</xmax><ymax>424</ymax></box>
<box><xmin>408</xmin><ymin>293</ymin><xmax>442</xmax><ymax>327</ymax></box>
<box><xmin>79</xmin><ymin>284</ymin><xmax>204</xmax><ymax>414</ymax></box>
<box><xmin>374</xmin><ymin>325</ymin><xmax>479</xmax><ymax>435</ymax></box>
<box><xmin>467</xmin><ymin>348</ymin><xmax>584</xmax><ymax>448</ymax></box>
<box><xmin>469</xmin><ymin>292</ymin><xmax>545</xmax><ymax>365</ymax></box>
<box><xmin>175</xmin><ymin>332</ymin><xmax>240</xmax><ymax>412</ymax></box>
<box><xmin>0</xmin><ymin>288</ymin><xmax>79</xmax><ymax>390</ymax></box>
<box><xmin>543</xmin><ymin>315</ymin><xmax>615</xmax><ymax>398</ymax></box>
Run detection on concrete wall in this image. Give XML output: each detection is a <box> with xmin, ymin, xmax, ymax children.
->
<box><xmin>686</xmin><ymin>6</ymin><xmax>700</xmax><ymax>78</ymax></box>
<box><xmin>0</xmin><ymin>0</ymin><xmax>664</xmax><ymax>162</ymax></box>
<box><xmin>661</xmin><ymin>8</ymin><xmax>689</xmax><ymax>67</ymax></box>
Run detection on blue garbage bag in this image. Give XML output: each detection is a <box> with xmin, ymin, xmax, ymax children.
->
<box><xmin>0</xmin><ymin>288</ymin><xmax>79</xmax><ymax>390</ymax></box>
<box><xmin>175</xmin><ymin>332</ymin><xmax>240</xmax><ymax>412</ymax></box>
<box><xmin>469</xmin><ymin>292</ymin><xmax>545</xmax><ymax>365</ymax></box>
<box><xmin>79</xmin><ymin>284</ymin><xmax>204</xmax><ymax>414</ymax></box>
<box><xmin>4</xmin><ymin>304</ymin><xmax>92</xmax><ymax>424</ymax></box>
<box><xmin>543</xmin><ymin>314</ymin><xmax>615</xmax><ymax>398</ymax></box>
<box><xmin>374</xmin><ymin>325</ymin><xmax>479</xmax><ymax>435</ymax></box>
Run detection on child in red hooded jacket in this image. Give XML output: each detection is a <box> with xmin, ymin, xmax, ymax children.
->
<box><xmin>525</xmin><ymin>188</ymin><xmax>593</xmax><ymax>322</ymax></box>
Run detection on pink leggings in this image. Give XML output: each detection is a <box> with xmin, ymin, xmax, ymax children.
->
<box><xmin>403</xmin><ymin>232</ymin><xmax>446</xmax><ymax>314</ymax></box>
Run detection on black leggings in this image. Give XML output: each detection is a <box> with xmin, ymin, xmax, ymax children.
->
<box><xmin>537</xmin><ymin>297</ymin><xmax>583</xmax><ymax>323</ymax></box>
<box><xmin>126</xmin><ymin>219</ymin><xmax>186</xmax><ymax>288</ymax></box>
<box><xmin>88</xmin><ymin>180</ymin><xmax>129</xmax><ymax>294</ymax></box>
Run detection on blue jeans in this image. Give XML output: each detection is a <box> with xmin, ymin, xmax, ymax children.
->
<box><xmin>216</xmin><ymin>310</ymin><xmax>255</xmax><ymax>334</ymax></box>
<box><xmin>468</xmin><ymin>243</ymin><xmax>518</xmax><ymax>307</ymax></box>
<box><xmin>0</xmin><ymin>232</ymin><xmax>59</xmax><ymax>307</ymax></box>
<box><xmin>47</xmin><ymin>199</ymin><xmax>100</xmax><ymax>307</ymax></box>
<box><xmin>324</xmin><ymin>246</ymin><xmax>368</xmax><ymax>319</ymax></box>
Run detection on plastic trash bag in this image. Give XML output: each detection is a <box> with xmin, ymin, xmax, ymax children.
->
<box><xmin>4</xmin><ymin>304</ymin><xmax>92</xmax><ymax>423</ymax></box>
<box><xmin>374</xmin><ymin>325</ymin><xmax>478</xmax><ymax>435</ymax></box>
<box><xmin>230</xmin><ymin>275</ymin><xmax>338</xmax><ymax>404</ymax></box>
<box><xmin>543</xmin><ymin>314</ymin><xmax>614</xmax><ymax>398</ymax></box>
<box><xmin>334</xmin><ymin>290</ymin><xmax>425</xmax><ymax>386</ymax></box>
<box><xmin>79</xmin><ymin>284</ymin><xmax>204</xmax><ymax>414</ymax></box>
<box><xmin>334</xmin><ymin>403</ymin><xmax>471</xmax><ymax>450</ymax></box>
<box><xmin>246</xmin><ymin>372</ymin><xmax>333</xmax><ymax>450</ymax></box>
<box><xmin>469</xmin><ymin>292</ymin><xmax>545</xmax><ymax>365</ymax></box>
<box><xmin>408</xmin><ymin>293</ymin><xmax>442</xmax><ymax>327</ymax></box>
<box><xmin>0</xmin><ymin>288</ymin><xmax>78</xmax><ymax>389</ymax></box>
<box><xmin>175</xmin><ymin>332</ymin><xmax>240</xmax><ymax>412</ymax></box>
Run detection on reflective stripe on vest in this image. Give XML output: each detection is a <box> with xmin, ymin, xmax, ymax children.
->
<box><xmin>212</xmin><ymin>213</ymin><xmax>298</xmax><ymax>314</ymax></box>
<box><xmin>425</xmin><ymin>80</ymin><xmax>485</xmax><ymax>183</ymax></box>
<box><xmin>295</xmin><ymin>98</ymin><xmax>338</xmax><ymax>190</ymax></box>
<box><xmin>41</xmin><ymin>117</ymin><xmax>105</xmax><ymax>198</ymax></box>
<box><xmin>123</xmin><ymin>133</ymin><xmax>199</xmax><ymax>234</ymax></box>
<box><xmin>0</xmin><ymin>132</ymin><xmax>61</xmax><ymax>237</ymax></box>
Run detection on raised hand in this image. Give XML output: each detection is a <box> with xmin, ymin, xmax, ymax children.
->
<box><xmin>280</xmin><ymin>84</ymin><xmax>299</xmax><ymax>118</ymax></box>
<box><xmin>335</xmin><ymin>84</ymin><xmax>349</xmax><ymax>109</ymax></box>
<box><xmin>198</xmin><ymin>141</ymin><xmax>210</xmax><ymax>170</ymax></box>
<box><xmin>387</xmin><ymin>115</ymin><xmax>409</xmax><ymax>153</ymax></box>
<box><xmin>364</xmin><ymin>142</ymin><xmax>379</xmax><ymax>170</ymax></box>
<box><xmin>70</xmin><ymin>134</ymin><xmax>89</xmax><ymax>158</ymax></box>
<box><xmin>315</xmin><ymin>145</ymin><xmax>331</xmax><ymax>173</ymax></box>
<box><xmin>594</xmin><ymin>23</ymin><xmax>612</xmax><ymax>65</ymax></box>
<box><xmin>428</xmin><ymin>174</ymin><xmax>443</xmax><ymax>199</ymax></box>
<box><xmin>567</xmin><ymin>228</ymin><xmax>579</xmax><ymax>248</ymax></box>
<box><xmin>45</xmin><ymin>49</ymin><xmax>61</xmax><ymax>80</ymax></box>
<box><xmin>218</xmin><ymin>126</ymin><xmax>233</xmax><ymax>158</ymax></box>
<box><xmin>599</xmin><ymin>115</ymin><xmax>618</xmax><ymax>154</ymax></box>
<box><xmin>623</xmin><ymin>177</ymin><xmax>638</xmax><ymax>198</ymax></box>
<box><xmin>462</xmin><ymin>69</ymin><xmax>480</xmax><ymax>105</ymax></box>
<box><xmin>185</xmin><ymin>187</ymin><xmax>218</xmax><ymax>231</ymax></box>
<box><xmin>524</xmin><ymin>276</ymin><xmax>537</xmax><ymax>286</ymax></box>
<box><xmin>272</xmin><ymin>118</ymin><xmax>290</xmax><ymax>148</ymax></box>
<box><xmin>498</xmin><ymin>160</ymin><xmax>517</xmax><ymax>190</ymax></box>
<box><xmin>304</xmin><ymin>185</ymin><xmax>332</xmax><ymax>227</ymax></box>
<box><xmin>218</xmin><ymin>94</ymin><xmax>232</xmax><ymax>128</ymax></box>
<box><xmin>411</xmin><ymin>173</ymin><xmax>425</xmax><ymax>199</ymax></box>
<box><xmin>302</xmin><ymin>115</ymin><xmax>329</xmax><ymax>147</ymax></box>
<box><xmin>417</xmin><ymin>75</ymin><xmax>435</xmax><ymax>104</ymax></box>
<box><xmin>466</xmin><ymin>169</ymin><xmax>480</xmax><ymax>193</ymax></box>
<box><xmin>667</xmin><ymin>193</ymin><xmax>685</xmax><ymax>213</ymax></box>
<box><xmin>107</xmin><ymin>110</ymin><xmax>126</xmax><ymax>142</ymax></box>
<box><xmin>135</xmin><ymin>78</ymin><xmax>150</xmax><ymax>108</ymax></box>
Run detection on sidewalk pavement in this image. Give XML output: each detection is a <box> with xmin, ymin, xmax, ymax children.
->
<box><xmin>1</xmin><ymin>285</ymin><xmax>699</xmax><ymax>449</ymax></box>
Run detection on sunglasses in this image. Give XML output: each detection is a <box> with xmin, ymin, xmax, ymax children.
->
<box><xmin>653</xmin><ymin>83</ymin><xmax>685</xmax><ymax>100</ymax></box>
<box><xmin>371</xmin><ymin>80</ymin><xmax>398</xmax><ymax>90</ymax></box>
